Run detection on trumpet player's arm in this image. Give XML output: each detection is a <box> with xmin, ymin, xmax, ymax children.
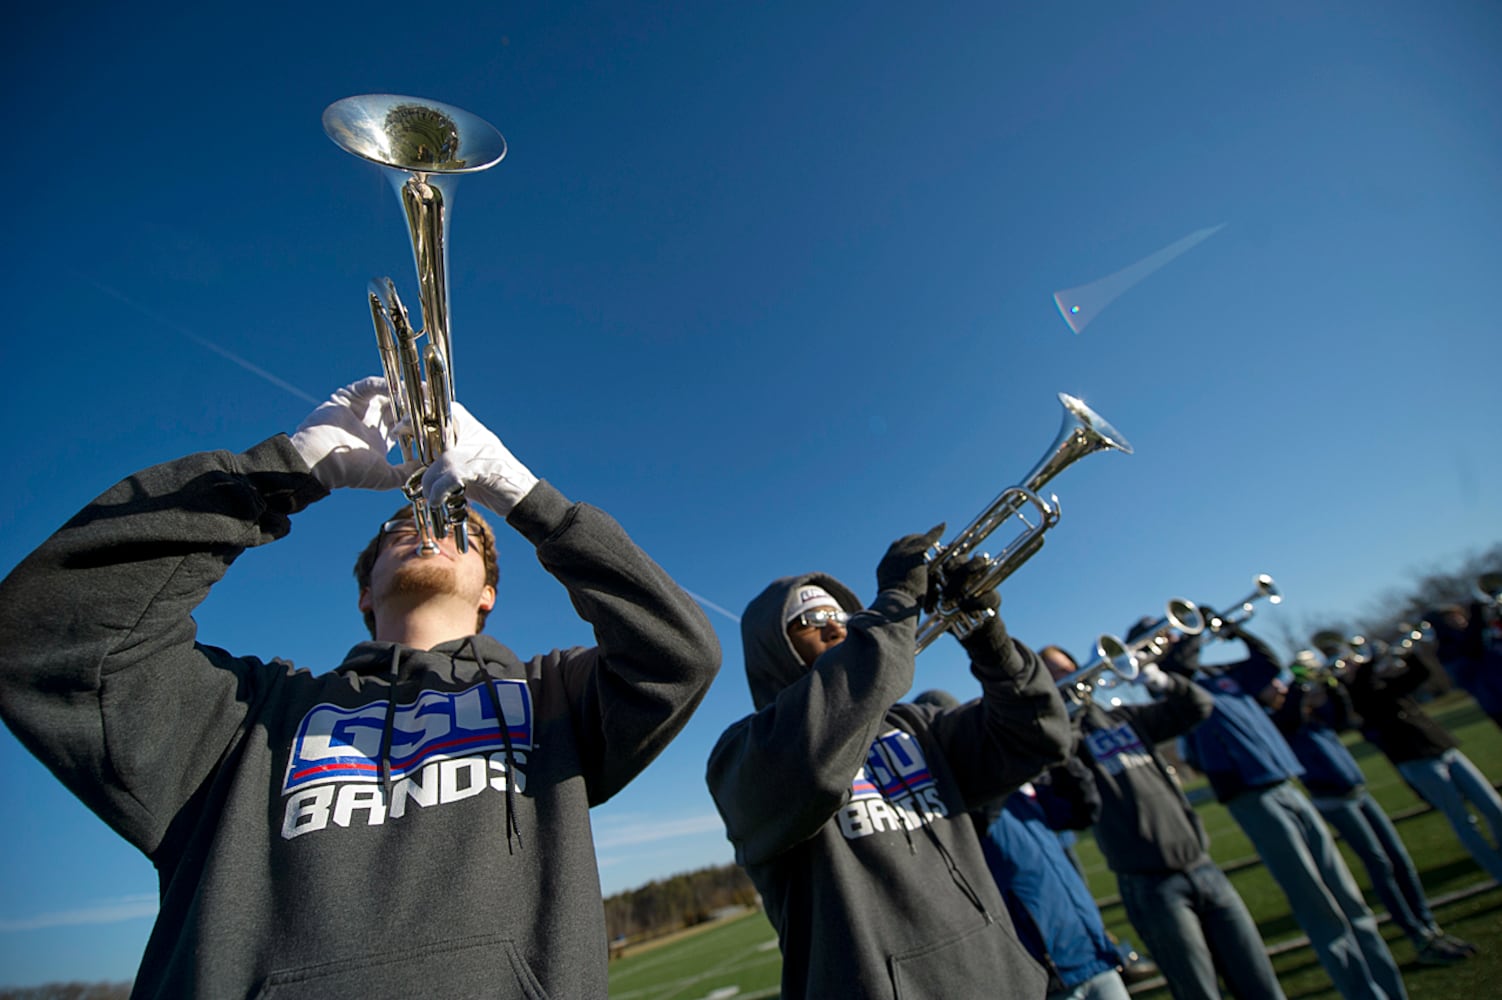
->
<box><xmin>0</xmin><ymin>436</ymin><xmax>327</xmax><ymax>854</ymax></box>
<box><xmin>1368</xmin><ymin>651</ymin><xmax>1435</xmax><ymax>699</ymax></box>
<box><xmin>507</xmin><ymin>483</ymin><xmax>721</xmax><ymax>805</ymax></box>
<box><xmin>1219</xmin><ymin>622</ymin><xmax>1282</xmax><ymax>671</ymax></box>
<box><xmin>1032</xmin><ymin>752</ymin><xmax>1102</xmax><ymax>832</ymax></box>
<box><xmin>925</xmin><ymin>617</ymin><xmax>1073</xmax><ymax>812</ymax></box>
<box><xmin>705</xmin><ymin>588</ymin><xmax>921</xmax><ymax>867</ymax></box>
<box><xmin>1271</xmin><ymin>683</ymin><xmax>1316</xmax><ymax>736</ymax></box>
<box><xmin>1114</xmin><ymin>673</ymin><xmax>1214</xmax><ymax>746</ymax></box>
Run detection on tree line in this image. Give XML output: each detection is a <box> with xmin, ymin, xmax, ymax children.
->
<box><xmin>604</xmin><ymin>862</ymin><xmax>759</xmax><ymax>946</ymax></box>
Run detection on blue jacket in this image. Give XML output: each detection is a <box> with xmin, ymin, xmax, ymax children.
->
<box><xmin>1273</xmin><ymin>683</ymin><xmax>1365</xmax><ymax>798</ymax></box>
<box><xmin>980</xmin><ymin>765</ymin><xmax>1118</xmax><ymax>991</ymax></box>
<box><xmin>1179</xmin><ymin>630</ymin><xmax>1304</xmax><ymax>803</ymax></box>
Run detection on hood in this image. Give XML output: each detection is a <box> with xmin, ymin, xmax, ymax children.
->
<box><xmin>336</xmin><ymin>634</ymin><xmax>524</xmax><ymax>679</ymax></box>
<box><xmin>741</xmin><ymin>572</ymin><xmax>863</xmax><ymax>710</ymax></box>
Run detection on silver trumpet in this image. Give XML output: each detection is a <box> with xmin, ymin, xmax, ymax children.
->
<box><xmin>323</xmin><ymin>94</ymin><xmax>507</xmax><ymax>556</ymax></box>
<box><xmin>1206</xmin><ymin>574</ymin><xmax>1282</xmax><ymax>635</ymax></box>
<box><xmin>1055</xmin><ymin>638</ymin><xmax>1144</xmax><ymax>715</ymax></box>
<box><xmin>913</xmin><ymin>393</ymin><xmax>1133</xmax><ymax>652</ymax></box>
<box><xmin>1096</xmin><ymin>598</ymin><xmax>1207</xmax><ymax>671</ymax></box>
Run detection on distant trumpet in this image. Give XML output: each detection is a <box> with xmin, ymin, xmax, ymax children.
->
<box><xmin>1056</xmin><ymin>599</ymin><xmax>1204</xmax><ymax>713</ymax></box>
<box><xmin>914</xmin><ymin>393</ymin><xmax>1133</xmax><ymax>652</ymax></box>
<box><xmin>1206</xmin><ymin>574</ymin><xmax>1282</xmax><ymax>635</ymax></box>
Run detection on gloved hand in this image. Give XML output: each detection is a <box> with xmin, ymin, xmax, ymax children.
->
<box><xmin>1138</xmin><ymin>662</ymin><xmax>1173</xmax><ymax>694</ymax></box>
<box><xmin>291</xmin><ymin>377</ymin><xmax>414</xmax><ymax>491</ymax></box>
<box><xmin>421</xmin><ymin>401</ymin><xmax>539</xmax><ymax>518</ymax></box>
<box><xmin>940</xmin><ymin>554</ymin><xmax>1000</xmax><ymax>616</ymax></box>
<box><xmin>876</xmin><ymin>524</ymin><xmax>944</xmax><ymax>610</ymax></box>
<box><xmin>942</xmin><ymin>555</ymin><xmax>1013</xmax><ymax>665</ymax></box>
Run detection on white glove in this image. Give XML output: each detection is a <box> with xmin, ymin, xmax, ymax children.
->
<box><xmin>290</xmin><ymin>377</ymin><xmax>414</xmax><ymax>491</ymax></box>
<box><xmin>1138</xmin><ymin>663</ymin><xmax>1173</xmax><ymax>695</ymax></box>
<box><xmin>421</xmin><ymin>401</ymin><xmax>539</xmax><ymax>517</ymax></box>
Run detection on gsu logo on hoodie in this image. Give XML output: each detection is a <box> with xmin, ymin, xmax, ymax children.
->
<box><xmin>279</xmin><ymin>680</ymin><xmax>533</xmax><ymax>840</ymax></box>
<box><xmin>837</xmin><ymin>728</ymin><xmax>948</xmax><ymax>839</ymax></box>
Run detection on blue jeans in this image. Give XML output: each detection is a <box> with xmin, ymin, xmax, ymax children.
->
<box><xmin>1397</xmin><ymin>748</ymin><xmax>1502</xmax><ymax>882</ymax></box>
<box><xmin>1048</xmin><ymin>969</ymin><xmax>1132</xmax><ymax>1000</ymax></box>
<box><xmin>1313</xmin><ymin>788</ymin><xmax>1438</xmax><ymax>945</ymax></box>
<box><xmin>1227</xmin><ymin>782</ymin><xmax>1407</xmax><ymax>1000</ymax></box>
<box><xmin>1117</xmin><ymin>860</ymin><xmax>1284</xmax><ymax>1000</ymax></box>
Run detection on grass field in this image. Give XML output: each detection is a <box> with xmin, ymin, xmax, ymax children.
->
<box><xmin>607</xmin><ymin>694</ymin><xmax>1502</xmax><ymax>1000</ymax></box>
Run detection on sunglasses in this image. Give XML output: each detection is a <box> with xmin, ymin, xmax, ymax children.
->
<box><xmin>792</xmin><ymin>608</ymin><xmax>850</xmax><ymax>630</ymax></box>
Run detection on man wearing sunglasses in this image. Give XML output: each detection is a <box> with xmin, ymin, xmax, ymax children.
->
<box><xmin>706</xmin><ymin>531</ymin><xmax>1071</xmax><ymax>999</ymax></box>
<box><xmin>0</xmin><ymin>377</ymin><xmax>721</xmax><ymax>999</ymax></box>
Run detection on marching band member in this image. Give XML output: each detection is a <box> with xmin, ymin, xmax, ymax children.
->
<box><xmin>1041</xmin><ymin>645</ymin><xmax>1285</xmax><ymax>1000</ymax></box>
<box><xmin>1169</xmin><ymin>618</ymin><xmax>1407</xmax><ymax>1000</ymax></box>
<box><xmin>705</xmin><ymin>531</ymin><xmax>1070</xmax><ymax>999</ymax></box>
<box><xmin>1339</xmin><ymin>634</ymin><xmax>1502</xmax><ymax>885</ymax></box>
<box><xmin>1270</xmin><ymin>654</ymin><xmax>1473</xmax><ymax>964</ymax></box>
<box><xmin>0</xmin><ymin>377</ymin><xmax>721</xmax><ymax>999</ymax></box>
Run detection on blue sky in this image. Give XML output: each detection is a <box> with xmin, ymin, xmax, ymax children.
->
<box><xmin>3</xmin><ymin>0</ymin><xmax>1499</xmax><ymax>987</ymax></box>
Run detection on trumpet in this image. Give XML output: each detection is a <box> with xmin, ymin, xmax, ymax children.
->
<box><xmin>323</xmin><ymin>94</ymin><xmax>507</xmax><ymax>556</ymax></box>
<box><xmin>1098</xmin><ymin>598</ymin><xmax>1207</xmax><ymax>670</ymax></box>
<box><xmin>913</xmin><ymin>393</ymin><xmax>1133</xmax><ymax>652</ymax></box>
<box><xmin>1309</xmin><ymin>630</ymin><xmax>1376</xmax><ymax>676</ymax></box>
<box><xmin>1206</xmin><ymin>574</ymin><xmax>1282</xmax><ymax>635</ymax></box>
<box><xmin>1055</xmin><ymin>637</ymin><xmax>1143</xmax><ymax>713</ymax></box>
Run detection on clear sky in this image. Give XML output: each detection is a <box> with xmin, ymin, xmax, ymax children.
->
<box><xmin>2</xmin><ymin>0</ymin><xmax>1498</xmax><ymax>987</ymax></box>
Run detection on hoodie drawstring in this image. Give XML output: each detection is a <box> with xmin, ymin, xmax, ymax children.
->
<box><xmin>873</xmin><ymin>738</ymin><xmax>992</xmax><ymax>923</ymax></box>
<box><xmin>469</xmin><ymin>636</ymin><xmax>524</xmax><ymax>854</ymax></box>
<box><xmin>378</xmin><ymin>646</ymin><xmax>401</xmax><ymax>804</ymax></box>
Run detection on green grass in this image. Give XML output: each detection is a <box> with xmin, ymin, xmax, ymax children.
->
<box><xmin>608</xmin><ymin>695</ymin><xmax>1502</xmax><ymax>999</ymax></box>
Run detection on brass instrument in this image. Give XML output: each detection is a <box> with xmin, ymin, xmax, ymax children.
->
<box><xmin>1055</xmin><ymin>636</ymin><xmax>1143</xmax><ymax>713</ymax></box>
<box><xmin>1309</xmin><ymin>630</ymin><xmax>1375</xmax><ymax>678</ymax></box>
<box><xmin>323</xmin><ymin>94</ymin><xmax>507</xmax><ymax>556</ymax></box>
<box><xmin>913</xmin><ymin>393</ymin><xmax>1133</xmax><ymax>652</ymax></box>
<box><xmin>1056</xmin><ymin>600</ymin><xmax>1202</xmax><ymax>713</ymax></box>
<box><xmin>1105</xmin><ymin>598</ymin><xmax>1207</xmax><ymax>668</ymax></box>
<box><xmin>1206</xmin><ymin>574</ymin><xmax>1282</xmax><ymax>635</ymax></box>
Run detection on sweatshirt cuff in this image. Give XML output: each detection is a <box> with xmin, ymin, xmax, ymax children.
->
<box><xmin>240</xmin><ymin>435</ymin><xmax>331</xmax><ymax>516</ymax></box>
<box><xmin>506</xmin><ymin>479</ymin><xmax>576</xmax><ymax>546</ymax></box>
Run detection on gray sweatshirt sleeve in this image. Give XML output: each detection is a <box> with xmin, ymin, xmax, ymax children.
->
<box><xmin>507</xmin><ymin>482</ymin><xmax>722</xmax><ymax>806</ymax></box>
<box><xmin>926</xmin><ymin>622</ymin><xmax>1073</xmax><ymax>812</ymax></box>
<box><xmin>1118</xmin><ymin>674</ymin><xmax>1214</xmax><ymax>745</ymax></box>
<box><xmin>0</xmin><ymin>436</ymin><xmax>327</xmax><ymax>854</ymax></box>
<box><xmin>704</xmin><ymin>587</ymin><xmax>920</xmax><ymax>867</ymax></box>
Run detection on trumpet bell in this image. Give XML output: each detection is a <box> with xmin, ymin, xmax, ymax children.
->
<box><xmin>322</xmin><ymin>94</ymin><xmax>507</xmax><ymax>174</ymax></box>
<box><xmin>1167</xmin><ymin>598</ymin><xmax>1205</xmax><ymax>636</ymax></box>
<box><xmin>1094</xmin><ymin>634</ymin><xmax>1141</xmax><ymax>682</ymax></box>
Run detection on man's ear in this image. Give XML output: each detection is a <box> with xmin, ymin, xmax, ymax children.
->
<box><xmin>479</xmin><ymin>585</ymin><xmax>496</xmax><ymax>613</ymax></box>
<box><xmin>359</xmin><ymin>588</ymin><xmax>373</xmax><ymax>614</ymax></box>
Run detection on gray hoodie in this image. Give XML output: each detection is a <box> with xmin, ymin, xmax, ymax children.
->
<box><xmin>706</xmin><ymin>571</ymin><xmax>1069</xmax><ymax>999</ymax></box>
<box><xmin>0</xmin><ymin>435</ymin><xmax>721</xmax><ymax>999</ymax></box>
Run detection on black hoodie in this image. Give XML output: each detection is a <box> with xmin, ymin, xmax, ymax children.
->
<box><xmin>0</xmin><ymin>435</ymin><xmax>721</xmax><ymax>999</ymax></box>
<box><xmin>705</xmin><ymin>570</ymin><xmax>1069</xmax><ymax>999</ymax></box>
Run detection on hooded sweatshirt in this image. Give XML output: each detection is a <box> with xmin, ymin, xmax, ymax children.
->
<box><xmin>1075</xmin><ymin>674</ymin><xmax>1217</xmax><ymax>875</ymax></box>
<box><xmin>705</xmin><ymin>571</ymin><xmax>1070</xmax><ymax>1000</ymax></box>
<box><xmin>0</xmin><ymin>435</ymin><xmax>721</xmax><ymax>1000</ymax></box>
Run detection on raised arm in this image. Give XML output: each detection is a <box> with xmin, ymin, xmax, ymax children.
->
<box><xmin>0</xmin><ymin>378</ymin><xmax>406</xmax><ymax>855</ymax></box>
<box><xmin>510</xmin><ymin>483</ymin><xmax>721</xmax><ymax>804</ymax></box>
<box><xmin>0</xmin><ymin>436</ymin><xmax>327</xmax><ymax>853</ymax></box>
<box><xmin>706</xmin><ymin>530</ymin><xmax>938</xmax><ymax>865</ymax></box>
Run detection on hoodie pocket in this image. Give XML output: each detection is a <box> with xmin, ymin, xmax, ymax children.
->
<box><xmin>888</xmin><ymin>920</ymin><xmax>1045</xmax><ymax>1000</ymax></box>
<box><xmin>253</xmin><ymin>934</ymin><xmax>550</xmax><ymax>1000</ymax></box>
